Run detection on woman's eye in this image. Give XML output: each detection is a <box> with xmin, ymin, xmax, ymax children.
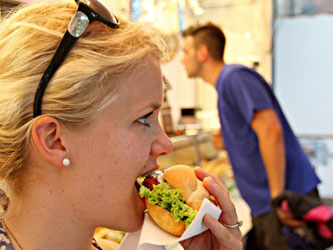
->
<box><xmin>137</xmin><ymin>117</ymin><xmax>150</xmax><ymax>127</ymax></box>
<box><xmin>136</xmin><ymin>111</ymin><xmax>153</xmax><ymax>127</ymax></box>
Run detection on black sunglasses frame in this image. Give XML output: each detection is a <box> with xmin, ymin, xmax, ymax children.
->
<box><xmin>33</xmin><ymin>1</ymin><xmax>120</xmax><ymax>117</ymax></box>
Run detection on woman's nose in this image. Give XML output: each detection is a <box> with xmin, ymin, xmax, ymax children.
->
<box><xmin>151</xmin><ymin>128</ymin><xmax>174</xmax><ymax>157</ymax></box>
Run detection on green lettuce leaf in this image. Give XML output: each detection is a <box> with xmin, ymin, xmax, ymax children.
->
<box><xmin>139</xmin><ymin>183</ymin><xmax>198</xmax><ymax>228</ymax></box>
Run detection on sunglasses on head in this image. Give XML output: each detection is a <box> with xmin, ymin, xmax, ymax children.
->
<box><xmin>33</xmin><ymin>0</ymin><xmax>120</xmax><ymax>117</ymax></box>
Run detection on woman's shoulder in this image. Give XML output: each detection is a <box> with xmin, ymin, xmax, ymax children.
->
<box><xmin>95</xmin><ymin>238</ymin><xmax>119</xmax><ymax>250</ymax></box>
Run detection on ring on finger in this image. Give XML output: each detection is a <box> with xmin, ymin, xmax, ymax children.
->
<box><xmin>223</xmin><ymin>220</ymin><xmax>243</xmax><ymax>228</ymax></box>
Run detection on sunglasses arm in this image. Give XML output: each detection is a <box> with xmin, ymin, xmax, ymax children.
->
<box><xmin>33</xmin><ymin>31</ymin><xmax>78</xmax><ymax>117</ymax></box>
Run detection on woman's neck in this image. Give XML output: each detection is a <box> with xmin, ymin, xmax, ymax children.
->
<box><xmin>4</xmin><ymin>188</ymin><xmax>97</xmax><ymax>250</ymax></box>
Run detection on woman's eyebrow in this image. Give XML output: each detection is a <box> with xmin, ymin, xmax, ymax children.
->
<box><xmin>146</xmin><ymin>103</ymin><xmax>161</xmax><ymax>111</ymax></box>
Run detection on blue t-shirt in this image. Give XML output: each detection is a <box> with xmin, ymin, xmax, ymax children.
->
<box><xmin>216</xmin><ymin>64</ymin><xmax>320</xmax><ymax>217</ymax></box>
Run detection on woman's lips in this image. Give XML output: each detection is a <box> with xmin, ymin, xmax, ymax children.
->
<box><xmin>135</xmin><ymin>168</ymin><xmax>161</xmax><ymax>208</ymax></box>
<box><xmin>142</xmin><ymin>164</ymin><xmax>160</xmax><ymax>176</ymax></box>
<box><xmin>135</xmin><ymin>180</ymin><xmax>141</xmax><ymax>191</ymax></box>
<box><xmin>135</xmin><ymin>183</ymin><xmax>146</xmax><ymax>207</ymax></box>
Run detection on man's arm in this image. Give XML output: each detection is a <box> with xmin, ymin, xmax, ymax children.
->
<box><xmin>251</xmin><ymin>109</ymin><xmax>306</xmax><ymax>227</ymax></box>
<box><xmin>210</xmin><ymin>130</ymin><xmax>225</xmax><ymax>151</ymax></box>
<box><xmin>250</xmin><ymin>109</ymin><xmax>285</xmax><ymax>199</ymax></box>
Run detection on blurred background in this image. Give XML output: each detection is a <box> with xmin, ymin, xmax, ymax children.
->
<box><xmin>1</xmin><ymin>0</ymin><xmax>333</xmax><ymax>245</ymax></box>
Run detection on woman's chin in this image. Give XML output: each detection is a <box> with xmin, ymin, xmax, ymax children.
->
<box><xmin>122</xmin><ymin>192</ymin><xmax>146</xmax><ymax>232</ymax></box>
<box><xmin>120</xmin><ymin>211</ymin><xmax>145</xmax><ymax>232</ymax></box>
<box><xmin>126</xmin><ymin>220</ymin><xmax>144</xmax><ymax>232</ymax></box>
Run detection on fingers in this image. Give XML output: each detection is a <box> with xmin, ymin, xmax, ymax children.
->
<box><xmin>195</xmin><ymin>168</ymin><xmax>237</xmax><ymax>222</ymax></box>
<box><xmin>194</xmin><ymin>166</ymin><xmax>215</xmax><ymax>181</ymax></box>
<box><xmin>191</xmin><ymin>168</ymin><xmax>243</xmax><ymax>249</ymax></box>
<box><xmin>194</xmin><ymin>167</ymin><xmax>228</xmax><ymax>194</ymax></box>
<box><xmin>195</xmin><ymin>167</ymin><xmax>243</xmax><ymax>240</ymax></box>
<box><xmin>204</xmin><ymin>214</ymin><xmax>242</xmax><ymax>248</ymax></box>
<box><xmin>203</xmin><ymin>177</ymin><xmax>241</xmax><ymax>237</ymax></box>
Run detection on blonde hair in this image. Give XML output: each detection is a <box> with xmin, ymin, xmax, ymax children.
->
<box><xmin>0</xmin><ymin>1</ymin><xmax>169</xmax><ymax>197</ymax></box>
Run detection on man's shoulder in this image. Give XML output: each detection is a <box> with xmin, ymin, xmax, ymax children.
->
<box><xmin>218</xmin><ymin>64</ymin><xmax>249</xmax><ymax>90</ymax></box>
<box><xmin>222</xmin><ymin>64</ymin><xmax>255</xmax><ymax>78</ymax></box>
<box><xmin>219</xmin><ymin>64</ymin><xmax>266</xmax><ymax>89</ymax></box>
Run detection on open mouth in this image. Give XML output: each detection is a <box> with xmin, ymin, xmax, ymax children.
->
<box><xmin>135</xmin><ymin>179</ymin><xmax>142</xmax><ymax>192</ymax></box>
<box><xmin>136</xmin><ymin>171</ymin><xmax>164</xmax><ymax>191</ymax></box>
<box><xmin>135</xmin><ymin>169</ymin><xmax>163</xmax><ymax>190</ymax></box>
<box><xmin>135</xmin><ymin>171</ymin><xmax>164</xmax><ymax>209</ymax></box>
<box><xmin>135</xmin><ymin>174</ymin><xmax>147</xmax><ymax>192</ymax></box>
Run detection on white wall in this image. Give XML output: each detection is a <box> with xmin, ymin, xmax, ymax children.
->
<box><xmin>274</xmin><ymin>14</ymin><xmax>333</xmax><ymax>198</ymax></box>
<box><xmin>274</xmin><ymin>15</ymin><xmax>333</xmax><ymax>135</ymax></box>
<box><xmin>191</xmin><ymin>0</ymin><xmax>273</xmax><ymax>126</ymax></box>
<box><xmin>161</xmin><ymin>38</ymin><xmax>197</xmax><ymax>126</ymax></box>
<box><xmin>162</xmin><ymin>0</ymin><xmax>273</xmax><ymax>130</ymax></box>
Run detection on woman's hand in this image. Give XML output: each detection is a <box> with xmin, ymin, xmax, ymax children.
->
<box><xmin>180</xmin><ymin>168</ymin><xmax>242</xmax><ymax>250</ymax></box>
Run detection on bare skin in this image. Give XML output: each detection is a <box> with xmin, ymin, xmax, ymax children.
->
<box><xmin>180</xmin><ymin>168</ymin><xmax>242</xmax><ymax>250</ymax></box>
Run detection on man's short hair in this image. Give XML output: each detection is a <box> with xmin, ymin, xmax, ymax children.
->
<box><xmin>182</xmin><ymin>23</ymin><xmax>226</xmax><ymax>61</ymax></box>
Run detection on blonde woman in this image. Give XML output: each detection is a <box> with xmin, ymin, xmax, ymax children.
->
<box><xmin>0</xmin><ymin>1</ymin><xmax>242</xmax><ymax>249</ymax></box>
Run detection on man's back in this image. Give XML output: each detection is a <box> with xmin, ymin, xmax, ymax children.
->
<box><xmin>216</xmin><ymin>64</ymin><xmax>320</xmax><ymax>216</ymax></box>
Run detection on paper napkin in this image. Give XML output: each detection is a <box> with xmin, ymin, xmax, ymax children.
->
<box><xmin>119</xmin><ymin>198</ymin><xmax>221</xmax><ymax>250</ymax></box>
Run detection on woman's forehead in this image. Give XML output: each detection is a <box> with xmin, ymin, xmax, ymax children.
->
<box><xmin>122</xmin><ymin>56</ymin><xmax>162</xmax><ymax>88</ymax></box>
<box><xmin>113</xmin><ymin>59</ymin><xmax>163</xmax><ymax>107</ymax></box>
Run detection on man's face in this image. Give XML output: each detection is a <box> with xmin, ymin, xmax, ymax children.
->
<box><xmin>182</xmin><ymin>35</ymin><xmax>201</xmax><ymax>78</ymax></box>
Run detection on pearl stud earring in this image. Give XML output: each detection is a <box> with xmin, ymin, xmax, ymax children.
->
<box><xmin>62</xmin><ymin>158</ymin><xmax>70</xmax><ymax>167</ymax></box>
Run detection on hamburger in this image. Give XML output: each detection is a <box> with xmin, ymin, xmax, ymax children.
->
<box><xmin>138</xmin><ymin>165</ymin><xmax>210</xmax><ymax>236</ymax></box>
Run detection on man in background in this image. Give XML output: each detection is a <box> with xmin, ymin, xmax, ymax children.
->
<box><xmin>181</xmin><ymin>23</ymin><xmax>320</xmax><ymax>249</ymax></box>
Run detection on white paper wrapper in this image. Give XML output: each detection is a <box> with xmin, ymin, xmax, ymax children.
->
<box><xmin>119</xmin><ymin>198</ymin><xmax>221</xmax><ymax>250</ymax></box>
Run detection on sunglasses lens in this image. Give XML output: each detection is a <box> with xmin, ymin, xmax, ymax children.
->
<box><xmin>68</xmin><ymin>11</ymin><xmax>89</xmax><ymax>37</ymax></box>
<box><xmin>80</xmin><ymin>0</ymin><xmax>118</xmax><ymax>25</ymax></box>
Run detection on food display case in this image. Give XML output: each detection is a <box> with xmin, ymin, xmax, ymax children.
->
<box><xmin>158</xmin><ymin>131</ymin><xmax>252</xmax><ymax>236</ymax></box>
<box><xmin>158</xmin><ymin>132</ymin><xmax>217</xmax><ymax>169</ymax></box>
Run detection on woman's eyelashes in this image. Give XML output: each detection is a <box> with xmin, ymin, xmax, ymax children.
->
<box><xmin>136</xmin><ymin>111</ymin><xmax>154</xmax><ymax>127</ymax></box>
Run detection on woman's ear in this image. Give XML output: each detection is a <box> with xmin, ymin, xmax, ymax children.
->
<box><xmin>31</xmin><ymin>116</ymin><xmax>68</xmax><ymax>168</ymax></box>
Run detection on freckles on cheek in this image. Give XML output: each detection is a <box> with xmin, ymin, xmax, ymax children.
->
<box><xmin>127</xmin><ymin>140</ymin><xmax>150</xmax><ymax>163</ymax></box>
<box><xmin>112</xmin><ymin>144</ymin><xmax>150</xmax><ymax>171</ymax></box>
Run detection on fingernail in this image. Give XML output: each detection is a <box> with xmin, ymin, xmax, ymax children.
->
<box><xmin>203</xmin><ymin>214</ymin><xmax>215</xmax><ymax>228</ymax></box>
<box><xmin>203</xmin><ymin>176</ymin><xmax>212</xmax><ymax>183</ymax></box>
<box><xmin>205</xmin><ymin>214</ymin><xmax>212</xmax><ymax>219</ymax></box>
<box><xmin>203</xmin><ymin>176</ymin><xmax>213</xmax><ymax>185</ymax></box>
<box><xmin>195</xmin><ymin>166</ymin><xmax>204</xmax><ymax>171</ymax></box>
<box><xmin>204</xmin><ymin>214</ymin><xmax>212</xmax><ymax>223</ymax></box>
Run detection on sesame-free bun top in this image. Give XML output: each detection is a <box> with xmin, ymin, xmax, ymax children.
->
<box><xmin>145</xmin><ymin>165</ymin><xmax>210</xmax><ymax>236</ymax></box>
<box><xmin>164</xmin><ymin>165</ymin><xmax>210</xmax><ymax>210</ymax></box>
